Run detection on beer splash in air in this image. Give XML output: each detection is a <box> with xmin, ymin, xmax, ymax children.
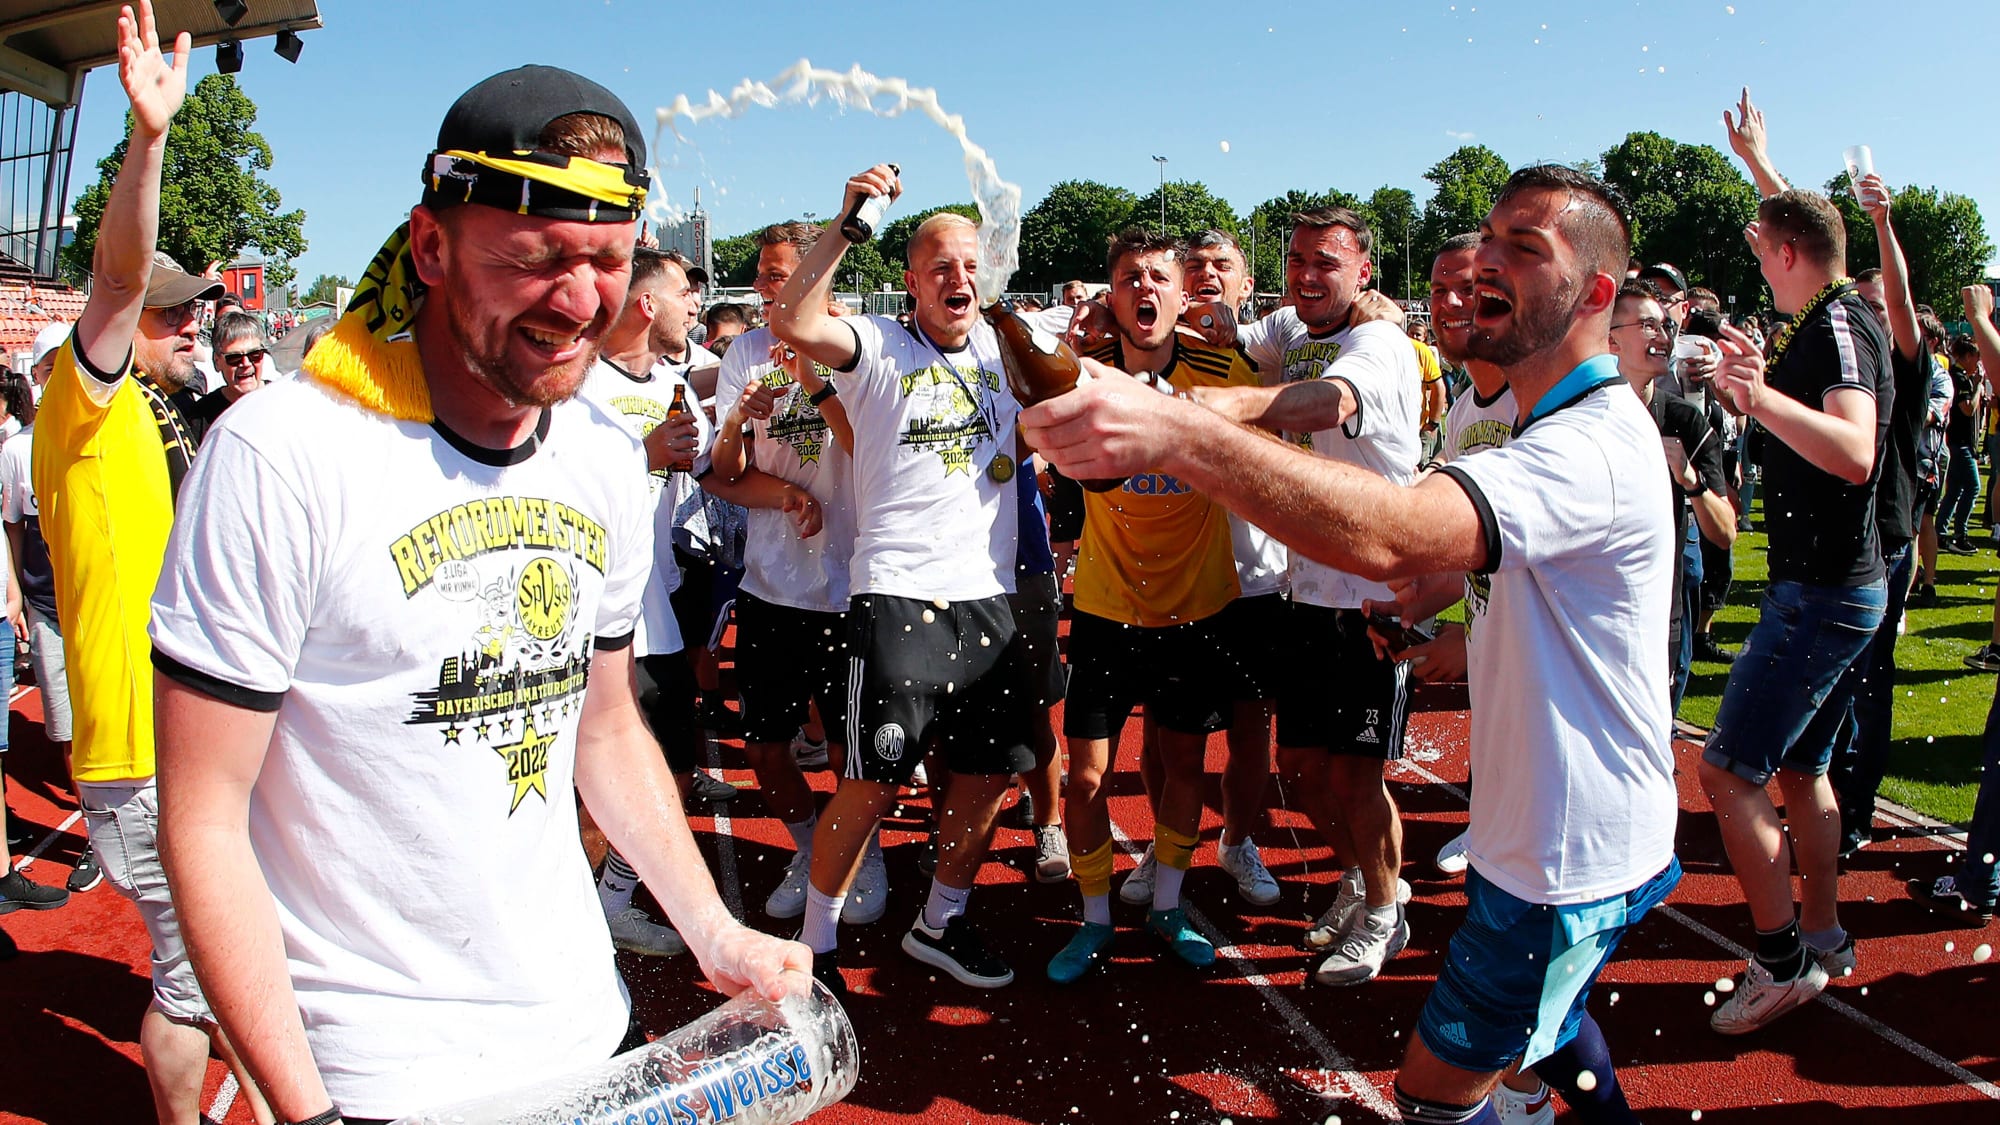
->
<box><xmin>650</xmin><ymin>60</ymin><xmax>1023</xmax><ymax>303</ymax></box>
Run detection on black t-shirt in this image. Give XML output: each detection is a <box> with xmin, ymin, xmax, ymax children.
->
<box><xmin>1948</xmin><ymin>367</ymin><xmax>1979</xmax><ymax>448</ymax></box>
<box><xmin>1875</xmin><ymin>344</ymin><xmax>1929</xmax><ymax>546</ymax></box>
<box><xmin>188</xmin><ymin>386</ymin><xmax>236</xmax><ymax>434</ymax></box>
<box><xmin>1648</xmin><ymin>387</ymin><xmax>1727</xmax><ymax>548</ymax></box>
<box><xmin>1762</xmin><ymin>290</ymin><xmax>1892</xmax><ymax>587</ymax></box>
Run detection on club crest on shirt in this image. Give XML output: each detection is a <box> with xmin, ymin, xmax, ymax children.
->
<box><xmin>759</xmin><ymin>371</ymin><xmax>833</xmax><ymax>468</ymax></box>
<box><xmin>897</xmin><ymin>363</ymin><xmax>998</xmax><ymax>477</ymax></box>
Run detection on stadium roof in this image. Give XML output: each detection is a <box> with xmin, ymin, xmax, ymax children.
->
<box><xmin>0</xmin><ymin>0</ymin><xmax>320</xmax><ymax>105</ymax></box>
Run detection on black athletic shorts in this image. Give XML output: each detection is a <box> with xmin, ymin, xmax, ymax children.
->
<box><xmin>1274</xmin><ymin>603</ymin><xmax>1411</xmax><ymax>761</ymax></box>
<box><xmin>1047</xmin><ymin>466</ymin><xmax>1085</xmax><ymax>543</ymax></box>
<box><xmin>637</xmin><ymin>651</ymin><xmax>700</xmax><ymax>773</ymax></box>
<box><xmin>1064</xmin><ymin>609</ymin><xmax>1229</xmax><ymax>740</ymax></box>
<box><xmin>845</xmin><ymin>594</ymin><xmax>1036</xmax><ymax>785</ymax></box>
<box><xmin>1009</xmin><ymin>573</ymin><xmax>1067</xmax><ymax>709</ymax></box>
<box><xmin>735</xmin><ymin>591</ymin><xmax>849</xmax><ymax>745</ymax></box>
<box><xmin>1213</xmin><ymin>591</ymin><xmax>1285</xmax><ymax>702</ymax></box>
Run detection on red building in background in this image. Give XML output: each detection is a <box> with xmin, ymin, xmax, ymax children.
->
<box><xmin>222</xmin><ymin>257</ymin><xmax>266</xmax><ymax>310</ymax></box>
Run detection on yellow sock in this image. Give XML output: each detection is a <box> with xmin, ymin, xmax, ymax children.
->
<box><xmin>1153</xmin><ymin>823</ymin><xmax>1198</xmax><ymax>871</ymax></box>
<box><xmin>1073</xmin><ymin>839</ymin><xmax>1115</xmax><ymax>899</ymax></box>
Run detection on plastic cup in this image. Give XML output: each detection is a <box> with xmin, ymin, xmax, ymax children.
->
<box><xmin>1843</xmin><ymin>145</ymin><xmax>1874</xmax><ymax>195</ymax></box>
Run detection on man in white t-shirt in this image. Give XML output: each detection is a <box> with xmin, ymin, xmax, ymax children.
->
<box><xmin>1026</xmin><ymin>164</ymin><xmax>1680</xmax><ymax>1125</ymax></box>
<box><xmin>770</xmin><ymin>170</ymin><xmax>1035</xmax><ymax>995</ymax></box>
<box><xmin>150</xmin><ymin>66</ymin><xmax>805</xmax><ymax>1123</ymax></box>
<box><xmin>704</xmin><ymin>220</ymin><xmax>885</xmax><ymax>930</ymax></box>
<box><xmin>1198</xmin><ymin>207</ymin><xmax>1423</xmax><ymax>986</ymax></box>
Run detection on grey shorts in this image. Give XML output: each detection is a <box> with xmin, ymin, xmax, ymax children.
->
<box><xmin>76</xmin><ymin>779</ymin><xmax>212</xmax><ymax>1024</ymax></box>
<box><xmin>27</xmin><ymin>604</ymin><xmax>68</xmax><ymax>744</ymax></box>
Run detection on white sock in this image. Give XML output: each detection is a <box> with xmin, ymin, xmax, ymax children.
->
<box><xmin>597</xmin><ymin>848</ymin><xmax>639</xmax><ymax>916</ymax></box>
<box><xmin>1365</xmin><ymin>901</ymin><xmax>1398</xmax><ymax>930</ymax></box>
<box><xmin>1151</xmin><ymin>863</ymin><xmax>1187</xmax><ymax>911</ymax></box>
<box><xmin>1220</xmin><ymin>833</ymin><xmax>1249</xmax><ymax>853</ymax></box>
<box><xmin>1082</xmin><ymin>893</ymin><xmax>1112</xmax><ymax>927</ymax></box>
<box><xmin>784</xmin><ymin>815</ymin><xmax>817</xmax><ymax>853</ymax></box>
<box><xmin>801</xmin><ymin>885</ymin><xmax>845</xmax><ymax>954</ymax></box>
<box><xmin>922</xmin><ymin>880</ymin><xmax>970</xmax><ymax>931</ymax></box>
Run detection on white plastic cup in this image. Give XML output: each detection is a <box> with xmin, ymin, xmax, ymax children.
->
<box><xmin>1843</xmin><ymin>145</ymin><xmax>1874</xmax><ymax>195</ymax></box>
<box><xmin>390</xmin><ymin>981</ymin><xmax>858</xmax><ymax>1125</ymax></box>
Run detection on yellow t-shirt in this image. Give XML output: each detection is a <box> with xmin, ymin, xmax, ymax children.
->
<box><xmin>1413</xmin><ymin>338</ymin><xmax>1443</xmax><ymax>383</ymax></box>
<box><xmin>32</xmin><ymin>338</ymin><xmax>186</xmax><ymax>782</ymax></box>
<box><xmin>1072</xmin><ymin>338</ymin><xmax>1253</xmax><ymax>627</ymax></box>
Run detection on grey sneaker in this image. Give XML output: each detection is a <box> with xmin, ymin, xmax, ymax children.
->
<box><xmin>765</xmin><ymin>850</ymin><xmax>811</xmax><ymax>919</ymax></box>
<box><xmin>790</xmin><ymin>730</ymin><xmax>829</xmax><ymax>770</ymax></box>
<box><xmin>607</xmin><ymin>907</ymin><xmax>686</xmax><ymax>957</ymax></box>
<box><xmin>842</xmin><ymin>848</ymin><xmax>888</xmax><ymax>925</ymax></box>
<box><xmin>1118</xmin><ymin>844</ymin><xmax>1157</xmax><ymax>905</ymax></box>
<box><xmin>1218</xmin><ymin>838</ymin><xmax>1281</xmax><ymax>906</ymax></box>
<box><xmin>1032</xmin><ymin>824</ymin><xmax>1072</xmax><ymax>884</ymax></box>
<box><xmin>1312</xmin><ymin>903</ymin><xmax>1409</xmax><ymax>985</ymax></box>
<box><xmin>1710</xmin><ymin>957</ymin><xmax>1828</xmax><ymax>1034</ymax></box>
<box><xmin>1307</xmin><ymin>869</ymin><xmax>1411</xmax><ymax>948</ymax></box>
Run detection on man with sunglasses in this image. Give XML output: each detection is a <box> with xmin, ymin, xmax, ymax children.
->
<box><xmin>189</xmin><ymin>310</ymin><xmax>269</xmax><ymax>432</ymax></box>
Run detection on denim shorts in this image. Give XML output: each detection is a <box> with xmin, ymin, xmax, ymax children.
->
<box><xmin>76</xmin><ymin>779</ymin><xmax>213</xmax><ymax>1025</ymax></box>
<box><xmin>1703</xmin><ymin>580</ymin><xmax>1887</xmax><ymax>785</ymax></box>
<box><xmin>1416</xmin><ymin>858</ymin><xmax>1682</xmax><ymax>1072</ymax></box>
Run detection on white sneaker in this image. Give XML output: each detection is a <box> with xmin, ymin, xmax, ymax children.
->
<box><xmin>1033</xmin><ymin>824</ymin><xmax>1072</xmax><ymax>884</ymax></box>
<box><xmin>1313</xmin><ymin>903</ymin><xmax>1409</xmax><ymax>985</ymax></box>
<box><xmin>1307</xmin><ymin>869</ymin><xmax>1412</xmax><ymax>948</ymax></box>
<box><xmin>1118</xmin><ymin>844</ymin><xmax>1157</xmax><ymax>905</ymax></box>
<box><xmin>1434</xmin><ymin>829</ymin><xmax>1471</xmax><ymax>876</ymax></box>
<box><xmin>790</xmin><ymin>729</ymin><xmax>829</xmax><ymax>770</ymax></box>
<box><xmin>1492</xmin><ymin>1080</ymin><xmax>1554</xmax><ymax>1125</ymax></box>
<box><xmin>1710</xmin><ymin>957</ymin><xmax>1829</xmax><ymax>1034</ymax></box>
<box><xmin>842</xmin><ymin>849</ymin><xmax>889</xmax><ymax>925</ymax></box>
<box><xmin>1218</xmin><ymin>838</ymin><xmax>1282</xmax><ymax>906</ymax></box>
<box><xmin>607</xmin><ymin>906</ymin><xmax>686</xmax><ymax>957</ymax></box>
<box><xmin>1808</xmin><ymin>936</ymin><xmax>1858</xmax><ymax>980</ymax></box>
<box><xmin>765</xmin><ymin>851</ymin><xmax>811</xmax><ymax>919</ymax></box>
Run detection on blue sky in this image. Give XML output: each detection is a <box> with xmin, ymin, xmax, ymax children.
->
<box><xmin>64</xmin><ymin>0</ymin><xmax>2000</xmax><ymax>291</ymax></box>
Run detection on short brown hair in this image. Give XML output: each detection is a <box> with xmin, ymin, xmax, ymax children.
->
<box><xmin>1105</xmin><ymin>227</ymin><xmax>1180</xmax><ymax>276</ymax></box>
<box><xmin>1493</xmin><ymin>165</ymin><xmax>1632</xmax><ymax>283</ymax></box>
<box><xmin>538</xmin><ymin>112</ymin><xmax>628</xmax><ymax>162</ymax></box>
<box><xmin>1292</xmin><ymin>206</ymin><xmax>1374</xmax><ymax>256</ymax></box>
<box><xmin>758</xmin><ymin>221</ymin><xmax>822</xmax><ymax>253</ymax></box>
<box><xmin>1757</xmin><ymin>190</ymin><xmax>1846</xmax><ymax>270</ymax></box>
<box><xmin>1686</xmin><ymin>287</ymin><xmax>1721</xmax><ymax>314</ymax></box>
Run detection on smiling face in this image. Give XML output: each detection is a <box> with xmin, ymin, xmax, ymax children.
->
<box><xmin>1286</xmin><ymin>224</ymin><xmax>1371</xmax><ymax>331</ymax></box>
<box><xmin>1609</xmin><ymin>292</ymin><xmax>1671</xmax><ymax>383</ymax></box>
<box><xmin>1468</xmin><ymin>188</ymin><xmax>1591</xmax><ymax>368</ymax></box>
<box><xmin>1107</xmin><ymin>248</ymin><xmax>1186</xmax><ymax>353</ymax></box>
<box><xmin>905</xmin><ymin>221</ymin><xmax>981</xmax><ymax>347</ymax></box>
<box><xmin>1428</xmin><ymin>245</ymin><xmax>1478</xmax><ymax>365</ymax></box>
<box><xmin>415</xmin><ymin>201</ymin><xmax>636</xmax><ymax>408</ymax></box>
<box><xmin>1184</xmin><ymin>241</ymin><xmax>1251</xmax><ymax>308</ymax></box>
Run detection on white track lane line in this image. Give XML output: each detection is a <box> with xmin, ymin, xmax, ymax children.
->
<box><xmin>1104</xmin><ymin>822</ymin><xmax>1399</xmax><ymax>1120</ymax></box>
<box><xmin>1392</xmin><ymin>756</ymin><xmax>2000</xmax><ymax>1103</ymax></box>
<box><xmin>11</xmin><ymin>809</ymin><xmax>80</xmax><ymax>872</ymax></box>
<box><xmin>206</xmin><ymin>1072</ymin><xmax>239</xmax><ymax>1123</ymax></box>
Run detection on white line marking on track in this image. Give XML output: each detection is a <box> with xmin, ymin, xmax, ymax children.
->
<box><xmin>1394</xmin><ymin>757</ymin><xmax>2000</xmax><ymax>1103</ymax></box>
<box><xmin>207</xmin><ymin>1072</ymin><xmax>239</xmax><ymax>1123</ymax></box>
<box><xmin>12</xmin><ymin>809</ymin><xmax>80</xmax><ymax>871</ymax></box>
<box><xmin>703</xmin><ymin>735</ymin><xmax>743</xmax><ymax>922</ymax></box>
<box><xmin>1105</xmin><ymin>823</ymin><xmax>1398</xmax><ymax>1119</ymax></box>
<box><xmin>9</xmin><ymin>684</ymin><xmax>28</xmax><ymax>703</ymax></box>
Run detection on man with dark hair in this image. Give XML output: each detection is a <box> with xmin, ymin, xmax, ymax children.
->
<box><xmin>1199</xmin><ymin>203</ymin><xmax>1423</xmax><ymax>986</ymax></box>
<box><xmin>1939</xmin><ymin>336</ymin><xmax>1985</xmax><ymax>554</ymax></box>
<box><xmin>1704</xmin><ymin>87</ymin><xmax>1893</xmax><ymax>1034</ymax></box>
<box><xmin>702</xmin><ymin>301</ymin><xmax>752</xmax><ymax>348</ymax></box>
<box><xmin>1024</xmin><ymin>162</ymin><xmax>1679</xmax><ymax>1125</ymax></box>
<box><xmin>151</xmin><ymin>62</ymin><xmax>805</xmax><ymax>1120</ymax></box>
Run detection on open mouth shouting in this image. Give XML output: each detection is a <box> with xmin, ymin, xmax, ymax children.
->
<box><xmin>942</xmin><ymin>292</ymin><xmax>974</xmax><ymax>315</ymax></box>
<box><xmin>1473</xmin><ymin>283</ymin><xmax>1514</xmax><ymax>327</ymax></box>
<box><xmin>1135</xmin><ymin>296</ymin><xmax>1160</xmax><ymax>332</ymax></box>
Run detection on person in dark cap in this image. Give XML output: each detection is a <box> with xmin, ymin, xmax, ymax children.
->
<box><xmin>28</xmin><ymin>8</ymin><xmax>268</xmax><ymax>1124</ymax></box>
<box><xmin>150</xmin><ymin>54</ymin><xmax>808</xmax><ymax>1124</ymax></box>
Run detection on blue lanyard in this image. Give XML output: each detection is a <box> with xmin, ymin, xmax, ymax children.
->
<box><xmin>1520</xmin><ymin>354</ymin><xmax>1624</xmax><ymax>432</ymax></box>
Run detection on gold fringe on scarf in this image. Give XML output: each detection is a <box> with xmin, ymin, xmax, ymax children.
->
<box><xmin>301</xmin><ymin>222</ymin><xmax>434</xmax><ymax>422</ymax></box>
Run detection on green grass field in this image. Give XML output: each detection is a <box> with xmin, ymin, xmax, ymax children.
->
<box><xmin>1678</xmin><ymin>508</ymin><xmax>1995</xmax><ymax>826</ymax></box>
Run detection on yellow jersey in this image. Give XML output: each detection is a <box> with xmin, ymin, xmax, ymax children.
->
<box><xmin>32</xmin><ymin>338</ymin><xmax>192</xmax><ymax>782</ymax></box>
<box><xmin>1413</xmin><ymin>338</ymin><xmax>1442</xmax><ymax>383</ymax></box>
<box><xmin>1072</xmin><ymin>337</ymin><xmax>1254</xmax><ymax>627</ymax></box>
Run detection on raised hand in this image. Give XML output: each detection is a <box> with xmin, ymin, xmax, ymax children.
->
<box><xmin>117</xmin><ymin>1</ymin><xmax>190</xmax><ymax>139</ymax></box>
<box><xmin>1721</xmin><ymin>86</ymin><xmax>1767</xmax><ymax>167</ymax></box>
<box><xmin>1711</xmin><ymin>321</ymin><xmax>1768</xmax><ymax>417</ymax></box>
<box><xmin>1963</xmin><ymin>283</ymin><xmax>1995</xmax><ymax>324</ymax></box>
<box><xmin>1855</xmin><ymin>173</ymin><xmax>1893</xmax><ymax>224</ymax></box>
<box><xmin>781</xmin><ymin>486</ymin><xmax>823</xmax><ymax>538</ymax></box>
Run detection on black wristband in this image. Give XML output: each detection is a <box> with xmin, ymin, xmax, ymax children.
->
<box><xmin>287</xmin><ymin>1109</ymin><xmax>343</xmax><ymax>1125</ymax></box>
<box><xmin>808</xmin><ymin>383</ymin><xmax>838</xmax><ymax>406</ymax></box>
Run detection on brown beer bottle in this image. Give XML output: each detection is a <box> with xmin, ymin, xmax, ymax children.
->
<box><xmin>980</xmin><ymin>299</ymin><xmax>1124</xmax><ymax>492</ymax></box>
<box><xmin>665</xmin><ymin>384</ymin><xmax>695</xmax><ymax>473</ymax></box>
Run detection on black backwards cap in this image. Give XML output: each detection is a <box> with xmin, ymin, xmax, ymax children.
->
<box><xmin>422</xmin><ymin>64</ymin><xmax>650</xmax><ymax>223</ymax></box>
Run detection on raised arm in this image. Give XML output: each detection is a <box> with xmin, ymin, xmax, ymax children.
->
<box><xmin>75</xmin><ymin>2</ymin><xmax>189</xmax><ymax>375</ymax></box>
<box><xmin>1858</xmin><ymin>175</ymin><xmax>1922</xmax><ymax>361</ymax></box>
<box><xmin>1962</xmin><ymin>286</ymin><xmax>2000</xmax><ymax>396</ymax></box>
<box><xmin>768</xmin><ymin>165</ymin><xmax>897</xmax><ymax>372</ymax></box>
<box><xmin>1723</xmin><ymin>87</ymin><xmax>1788</xmax><ymax>198</ymax></box>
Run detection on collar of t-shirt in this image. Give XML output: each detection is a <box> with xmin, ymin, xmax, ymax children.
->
<box><xmin>603</xmin><ymin>356</ymin><xmax>654</xmax><ymax>383</ymax></box>
<box><xmin>1518</xmin><ymin>354</ymin><xmax>1623</xmax><ymax>435</ymax></box>
<box><xmin>430</xmin><ymin>407</ymin><xmax>553</xmax><ymax>468</ymax></box>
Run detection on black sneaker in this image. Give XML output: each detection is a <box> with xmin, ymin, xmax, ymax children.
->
<box><xmin>1836</xmin><ymin>826</ymin><xmax>1869</xmax><ymax>861</ymax></box>
<box><xmin>902</xmin><ymin>914</ymin><xmax>1014</xmax><ymax>987</ymax></box>
<box><xmin>5</xmin><ymin>824</ymin><xmax>32</xmax><ymax>851</ymax></box>
<box><xmin>1693</xmin><ymin>635</ymin><xmax>1736</xmax><ymax>665</ymax></box>
<box><xmin>1006</xmin><ymin>790</ymin><xmax>1035</xmax><ymax>830</ymax></box>
<box><xmin>0</xmin><ymin>869</ymin><xmax>69</xmax><ymax>913</ymax></box>
<box><xmin>66</xmin><ymin>847</ymin><xmax>103</xmax><ymax>894</ymax></box>
<box><xmin>1966</xmin><ymin>644</ymin><xmax>2000</xmax><ymax>673</ymax></box>
<box><xmin>685</xmin><ymin>771</ymin><xmax>741</xmax><ymax>804</ymax></box>
<box><xmin>1943</xmin><ymin>537</ymin><xmax>1978</xmax><ymax>556</ymax></box>
<box><xmin>1909</xmin><ymin>875</ymin><xmax>1995</xmax><ymax>926</ymax></box>
<box><xmin>1909</xmin><ymin>583</ymin><xmax>1939</xmax><ymax>609</ymax></box>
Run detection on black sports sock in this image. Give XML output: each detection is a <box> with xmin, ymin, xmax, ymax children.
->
<box><xmin>1534</xmin><ymin>1012</ymin><xmax>1636</xmax><ymax>1124</ymax></box>
<box><xmin>1755</xmin><ymin>920</ymin><xmax>1806</xmax><ymax>981</ymax></box>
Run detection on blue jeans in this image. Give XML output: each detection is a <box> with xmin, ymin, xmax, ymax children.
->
<box><xmin>1958</xmin><ymin>687</ymin><xmax>2000</xmax><ymax>909</ymax></box>
<box><xmin>1832</xmin><ymin>543</ymin><xmax>1914</xmax><ymax>837</ymax></box>
<box><xmin>1671</xmin><ymin>524</ymin><xmax>1703</xmax><ymax>717</ymax></box>
<box><xmin>1704</xmin><ymin>580</ymin><xmax>1888</xmax><ymax>785</ymax></box>
<box><xmin>1941</xmin><ymin>443</ymin><xmax>1981</xmax><ymax>539</ymax></box>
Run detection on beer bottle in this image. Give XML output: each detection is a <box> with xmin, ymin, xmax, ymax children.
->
<box><xmin>980</xmin><ymin>299</ymin><xmax>1124</xmax><ymax>492</ymax></box>
<box><xmin>839</xmin><ymin>163</ymin><xmax>901</xmax><ymax>243</ymax></box>
<box><xmin>665</xmin><ymin>384</ymin><xmax>695</xmax><ymax>473</ymax></box>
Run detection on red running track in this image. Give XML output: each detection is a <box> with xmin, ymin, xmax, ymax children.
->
<box><xmin>2</xmin><ymin>670</ymin><xmax>1995</xmax><ymax>1123</ymax></box>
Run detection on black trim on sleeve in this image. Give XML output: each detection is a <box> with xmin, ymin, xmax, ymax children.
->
<box><xmin>1435</xmin><ymin>464</ymin><xmax>1502</xmax><ymax>575</ymax></box>
<box><xmin>594</xmin><ymin>630</ymin><xmax>636</xmax><ymax>652</ymax></box>
<box><xmin>73</xmin><ymin>339</ymin><xmax>133</xmax><ymax>385</ymax></box>
<box><xmin>151</xmin><ymin>648</ymin><xmax>285</xmax><ymax>712</ymax></box>
<box><xmin>834</xmin><ymin>321</ymin><xmax>864</xmax><ymax>374</ymax></box>
<box><xmin>431</xmin><ymin>407</ymin><xmax>552</xmax><ymax>467</ymax></box>
<box><xmin>1329</xmin><ymin>375</ymin><xmax>1364</xmax><ymax>440</ymax></box>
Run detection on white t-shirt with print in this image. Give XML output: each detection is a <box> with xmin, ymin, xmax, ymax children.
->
<box><xmin>713</xmin><ymin>326</ymin><xmax>856</xmax><ymax>614</ymax></box>
<box><xmin>149</xmin><ymin>378</ymin><xmax>653</xmax><ymax>1119</ymax></box>
<box><xmin>1436</xmin><ymin>373</ymin><xmax>1677</xmax><ymax>906</ymax></box>
<box><xmin>840</xmin><ymin>314</ymin><xmax>1020</xmax><ymax>602</ymax></box>
<box><xmin>1241</xmin><ymin>307</ymin><xmax>1422</xmax><ymax>607</ymax></box>
<box><xmin>580</xmin><ymin>356</ymin><xmax>712</xmax><ymax>657</ymax></box>
<box><xmin>1442</xmin><ymin>383</ymin><xmax>1516</xmax><ymax>465</ymax></box>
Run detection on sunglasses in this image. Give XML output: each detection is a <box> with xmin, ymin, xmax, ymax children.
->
<box><xmin>220</xmin><ymin>347</ymin><xmax>268</xmax><ymax>367</ymax></box>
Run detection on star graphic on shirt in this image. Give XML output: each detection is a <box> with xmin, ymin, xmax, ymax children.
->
<box><xmin>474</xmin><ymin>721</ymin><xmax>494</xmax><ymax>742</ymax></box>
<box><xmin>442</xmin><ymin>724</ymin><xmax>462</xmax><ymax>745</ymax></box>
<box><xmin>494</xmin><ymin>720</ymin><xmax>555</xmax><ymax>814</ymax></box>
<box><xmin>498</xmin><ymin>716</ymin><xmax>516</xmax><ymax>737</ymax></box>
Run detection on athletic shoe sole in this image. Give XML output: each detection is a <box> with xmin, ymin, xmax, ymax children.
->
<box><xmin>900</xmin><ymin>928</ymin><xmax>1015</xmax><ymax>989</ymax></box>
